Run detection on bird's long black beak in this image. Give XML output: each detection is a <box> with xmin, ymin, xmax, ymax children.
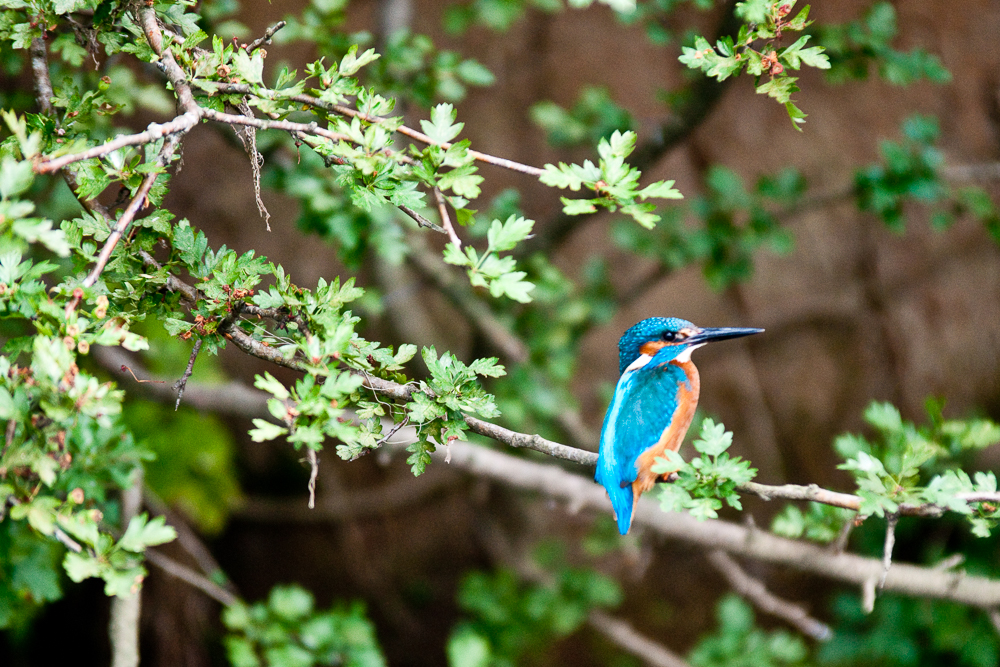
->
<box><xmin>687</xmin><ymin>327</ymin><xmax>764</xmax><ymax>345</ymax></box>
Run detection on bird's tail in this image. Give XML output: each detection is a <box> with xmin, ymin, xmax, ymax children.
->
<box><xmin>603</xmin><ymin>478</ymin><xmax>635</xmax><ymax>535</ymax></box>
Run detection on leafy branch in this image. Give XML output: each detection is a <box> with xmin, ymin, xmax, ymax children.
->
<box><xmin>680</xmin><ymin>1</ymin><xmax>830</xmax><ymax>127</ymax></box>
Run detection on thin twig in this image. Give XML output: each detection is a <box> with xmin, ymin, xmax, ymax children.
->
<box><xmin>200</xmin><ymin>107</ymin><xmax>350</xmax><ymax>145</ymax></box>
<box><xmin>3</xmin><ymin>419</ymin><xmax>15</xmax><ymax>458</ymax></box>
<box><xmin>206</xmin><ymin>82</ymin><xmax>545</xmax><ymax>176</ymax></box>
<box><xmin>143</xmin><ymin>487</ymin><xmax>236</xmax><ymax>592</ymax></box>
<box><xmin>145</xmin><ymin>549</ymin><xmax>239</xmax><ymax>607</ymax></box>
<box><xmin>434</xmin><ymin>188</ymin><xmax>461</xmax><ymax>248</ymax></box>
<box><xmin>232</xmin><ymin>99</ymin><xmax>270</xmax><ymax>230</ymax></box>
<box><xmin>78</xmin><ymin>134</ymin><xmax>182</xmax><ymax>293</ymax></box>
<box><xmin>245</xmin><ymin>20</ymin><xmax>287</xmax><ymax>53</ymax></box>
<box><xmin>306</xmin><ymin>449</ymin><xmax>319</xmax><ymax>509</ymax></box>
<box><xmin>173</xmin><ymin>339</ymin><xmax>203</xmax><ymax>410</ymax></box>
<box><xmin>943</xmin><ymin>162</ymin><xmax>1000</xmax><ymax>183</ymax></box>
<box><xmin>707</xmin><ymin>550</ymin><xmax>832</xmax><ymax>640</ymax></box>
<box><xmin>862</xmin><ymin>575</ymin><xmax>878</xmax><ymax>613</ymax></box>
<box><xmin>828</xmin><ymin>518</ymin><xmax>855</xmax><ymax>554</ymax></box>
<box><xmin>880</xmin><ymin>513</ymin><xmax>899</xmax><ymax>588</ymax></box>
<box><xmin>53</xmin><ymin>526</ymin><xmax>83</xmax><ymax>553</ymax></box>
<box><xmin>35</xmin><ymin>113</ymin><xmax>199</xmax><ymax>173</ymax></box>
<box><xmin>397</xmin><ymin>204</ymin><xmax>446</xmax><ymax>233</ymax></box>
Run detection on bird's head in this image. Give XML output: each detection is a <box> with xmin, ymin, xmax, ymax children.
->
<box><xmin>617</xmin><ymin>317</ymin><xmax>763</xmax><ymax>374</ymax></box>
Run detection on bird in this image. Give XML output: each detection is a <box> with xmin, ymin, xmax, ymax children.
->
<box><xmin>595</xmin><ymin>317</ymin><xmax>763</xmax><ymax>535</ymax></box>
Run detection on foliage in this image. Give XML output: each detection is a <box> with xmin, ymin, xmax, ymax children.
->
<box><xmin>0</xmin><ymin>0</ymin><xmax>997</xmax><ymax>665</ymax></box>
<box><xmin>447</xmin><ymin>543</ymin><xmax>622</xmax><ymax>667</ymax></box>
<box><xmin>835</xmin><ymin>401</ymin><xmax>1000</xmax><ymax>534</ymax></box>
<box><xmin>531</xmin><ymin>86</ymin><xmax>635</xmax><ymax>148</ymax></box>
<box><xmin>540</xmin><ymin>130</ymin><xmax>683</xmax><ymax>228</ymax></box>
<box><xmin>222</xmin><ymin>584</ymin><xmax>386</xmax><ymax>667</ymax></box>
<box><xmin>855</xmin><ymin>115</ymin><xmax>1000</xmax><ymax>240</ymax></box>
<box><xmin>770</xmin><ymin>502</ymin><xmax>854</xmax><ymax>544</ymax></box>
<box><xmin>817</xmin><ymin>2</ymin><xmax>951</xmax><ymax>86</ymax></box>
<box><xmin>680</xmin><ymin>1</ymin><xmax>830</xmax><ymax>127</ymax></box>
<box><xmin>653</xmin><ymin>418</ymin><xmax>757</xmax><ymax>520</ymax></box>
<box><xmin>688</xmin><ymin>595</ymin><xmax>810</xmax><ymax>667</ymax></box>
<box><xmin>818</xmin><ymin>594</ymin><xmax>999</xmax><ymax>667</ymax></box>
<box><xmin>615</xmin><ymin>165</ymin><xmax>800</xmax><ymax>289</ymax></box>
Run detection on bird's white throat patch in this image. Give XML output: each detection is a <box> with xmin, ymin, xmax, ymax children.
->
<box><xmin>624</xmin><ymin>353</ymin><xmax>652</xmax><ymax>372</ymax></box>
<box><xmin>673</xmin><ymin>343</ymin><xmax>704</xmax><ymax>363</ymax></box>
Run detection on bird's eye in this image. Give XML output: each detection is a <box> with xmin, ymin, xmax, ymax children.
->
<box><xmin>661</xmin><ymin>331</ymin><xmax>677</xmax><ymax>342</ymax></box>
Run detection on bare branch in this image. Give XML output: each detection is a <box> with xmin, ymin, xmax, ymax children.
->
<box><xmin>110</xmin><ymin>469</ymin><xmax>144</xmax><ymax>667</ymax></box>
<box><xmin>880</xmin><ymin>513</ymin><xmax>899</xmax><ymax>588</ymax></box>
<box><xmin>173</xmin><ymin>339</ymin><xmax>202</xmax><ymax>410</ymax></box>
<box><xmin>707</xmin><ymin>550</ymin><xmax>831</xmax><ymax>641</ymax></box>
<box><xmin>398</xmin><ymin>204</ymin><xmax>447</xmax><ymax>233</ymax></box>
<box><xmin>944</xmin><ymin>162</ymin><xmax>1000</xmax><ymax>182</ymax></box>
<box><xmin>80</xmin><ymin>133</ymin><xmax>183</xmax><ymax>291</ymax></box>
<box><xmin>145</xmin><ymin>549</ymin><xmax>239</xmax><ymax>607</ymax></box>
<box><xmin>53</xmin><ymin>526</ymin><xmax>83</xmax><ymax>553</ymax></box>
<box><xmin>440</xmin><ymin>439</ymin><xmax>1000</xmax><ymax>609</ymax></box>
<box><xmin>588</xmin><ymin>610</ymin><xmax>693</xmax><ymax>667</ymax></box>
<box><xmin>434</xmin><ymin>187</ymin><xmax>461</xmax><ymax>249</ymax></box>
<box><xmin>306</xmin><ymin>448</ymin><xmax>319</xmax><ymax>509</ymax></box>
<box><xmin>29</xmin><ymin>38</ymin><xmax>53</xmax><ymax>114</ymax></box>
<box><xmin>200</xmin><ymin>107</ymin><xmax>351</xmax><ymax>144</ymax></box>
<box><xmin>245</xmin><ymin>20</ymin><xmax>287</xmax><ymax>53</ymax></box>
<box><xmin>205</xmin><ymin>82</ymin><xmax>545</xmax><ymax>177</ymax></box>
<box><xmin>143</xmin><ymin>487</ymin><xmax>236</xmax><ymax>591</ymax></box>
<box><xmin>35</xmin><ymin>113</ymin><xmax>200</xmax><ymax>174</ymax></box>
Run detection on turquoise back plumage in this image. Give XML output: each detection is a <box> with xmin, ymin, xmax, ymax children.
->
<box><xmin>596</xmin><ymin>345</ymin><xmax>688</xmax><ymax>534</ymax></box>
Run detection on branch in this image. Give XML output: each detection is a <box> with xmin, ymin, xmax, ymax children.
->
<box><xmin>588</xmin><ymin>610</ymin><xmax>693</xmax><ymax>667</ymax></box>
<box><xmin>172</xmin><ymin>338</ymin><xmax>202</xmax><ymax>410</ymax></box>
<box><xmin>79</xmin><ymin>133</ymin><xmax>183</xmax><ymax>291</ymax></box>
<box><xmin>434</xmin><ymin>187</ymin><xmax>461</xmax><ymax>248</ymax></box>
<box><xmin>398</xmin><ymin>204</ymin><xmax>446</xmax><ymax>233</ymax></box>
<box><xmin>109</xmin><ymin>469</ymin><xmax>144</xmax><ymax>667</ymax></box>
<box><xmin>707</xmin><ymin>550</ymin><xmax>831</xmax><ymax>641</ymax></box>
<box><xmin>29</xmin><ymin>37</ymin><xmax>53</xmax><ymax>114</ymax></box>
<box><xmin>439</xmin><ymin>439</ymin><xmax>1000</xmax><ymax>609</ymax></box>
<box><xmin>205</xmin><ymin>82</ymin><xmax>544</xmax><ymax>177</ymax></box>
<box><xmin>245</xmin><ymin>20</ymin><xmax>287</xmax><ymax>53</ymax></box>
<box><xmin>145</xmin><ymin>549</ymin><xmax>238</xmax><ymax>607</ymax></box>
<box><xmin>34</xmin><ymin>113</ymin><xmax>200</xmax><ymax>174</ymax></box>
<box><xmin>943</xmin><ymin>162</ymin><xmax>1000</xmax><ymax>182</ymax></box>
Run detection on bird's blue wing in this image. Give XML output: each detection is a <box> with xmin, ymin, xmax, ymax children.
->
<box><xmin>596</xmin><ymin>361</ymin><xmax>685</xmax><ymax>534</ymax></box>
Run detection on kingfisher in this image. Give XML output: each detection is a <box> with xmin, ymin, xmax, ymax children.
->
<box><xmin>596</xmin><ymin>317</ymin><xmax>763</xmax><ymax>535</ymax></box>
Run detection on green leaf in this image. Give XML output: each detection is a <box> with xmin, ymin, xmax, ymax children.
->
<box><xmin>339</xmin><ymin>45</ymin><xmax>380</xmax><ymax>76</ymax></box>
<box><xmin>118</xmin><ymin>514</ymin><xmax>177</xmax><ymax>552</ymax></box>
<box><xmin>486</xmin><ymin>215</ymin><xmax>534</xmax><ymax>252</ymax></box>
<box><xmin>488</xmin><ymin>271</ymin><xmax>534</xmax><ymax>303</ymax></box>
<box><xmin>0</xmin><ymin>156</ymin><xmax>33</xmax><ymax>199</ymax></box>
<box><xmin>233</xmin><ymin>49</ymin><xmax>264</xmax><ymax>85</ymax></box>
<box><xmin>420</xmin><ymin>103</ymin><xmax>464</xmax><ymax>143</ymax></box>
<box><xmin>249</xmin><ymin>419</ymin><xmax>288</xmax><ymax>442</ymax></box>
<box><xmin>447</xmin><ymin>627</ymin><xmax>491</xmax><ymax>667</ymax></box>
<box><xmin>254</xmin><ymin>372</ymin><xmax>290</xmax><ymax>400</ymax></box>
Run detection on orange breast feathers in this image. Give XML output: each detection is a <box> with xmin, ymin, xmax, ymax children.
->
<box><xmin>632</xmin><ymin>359</ymin><xmax>700</xmax><ymax>504</ymax></box>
